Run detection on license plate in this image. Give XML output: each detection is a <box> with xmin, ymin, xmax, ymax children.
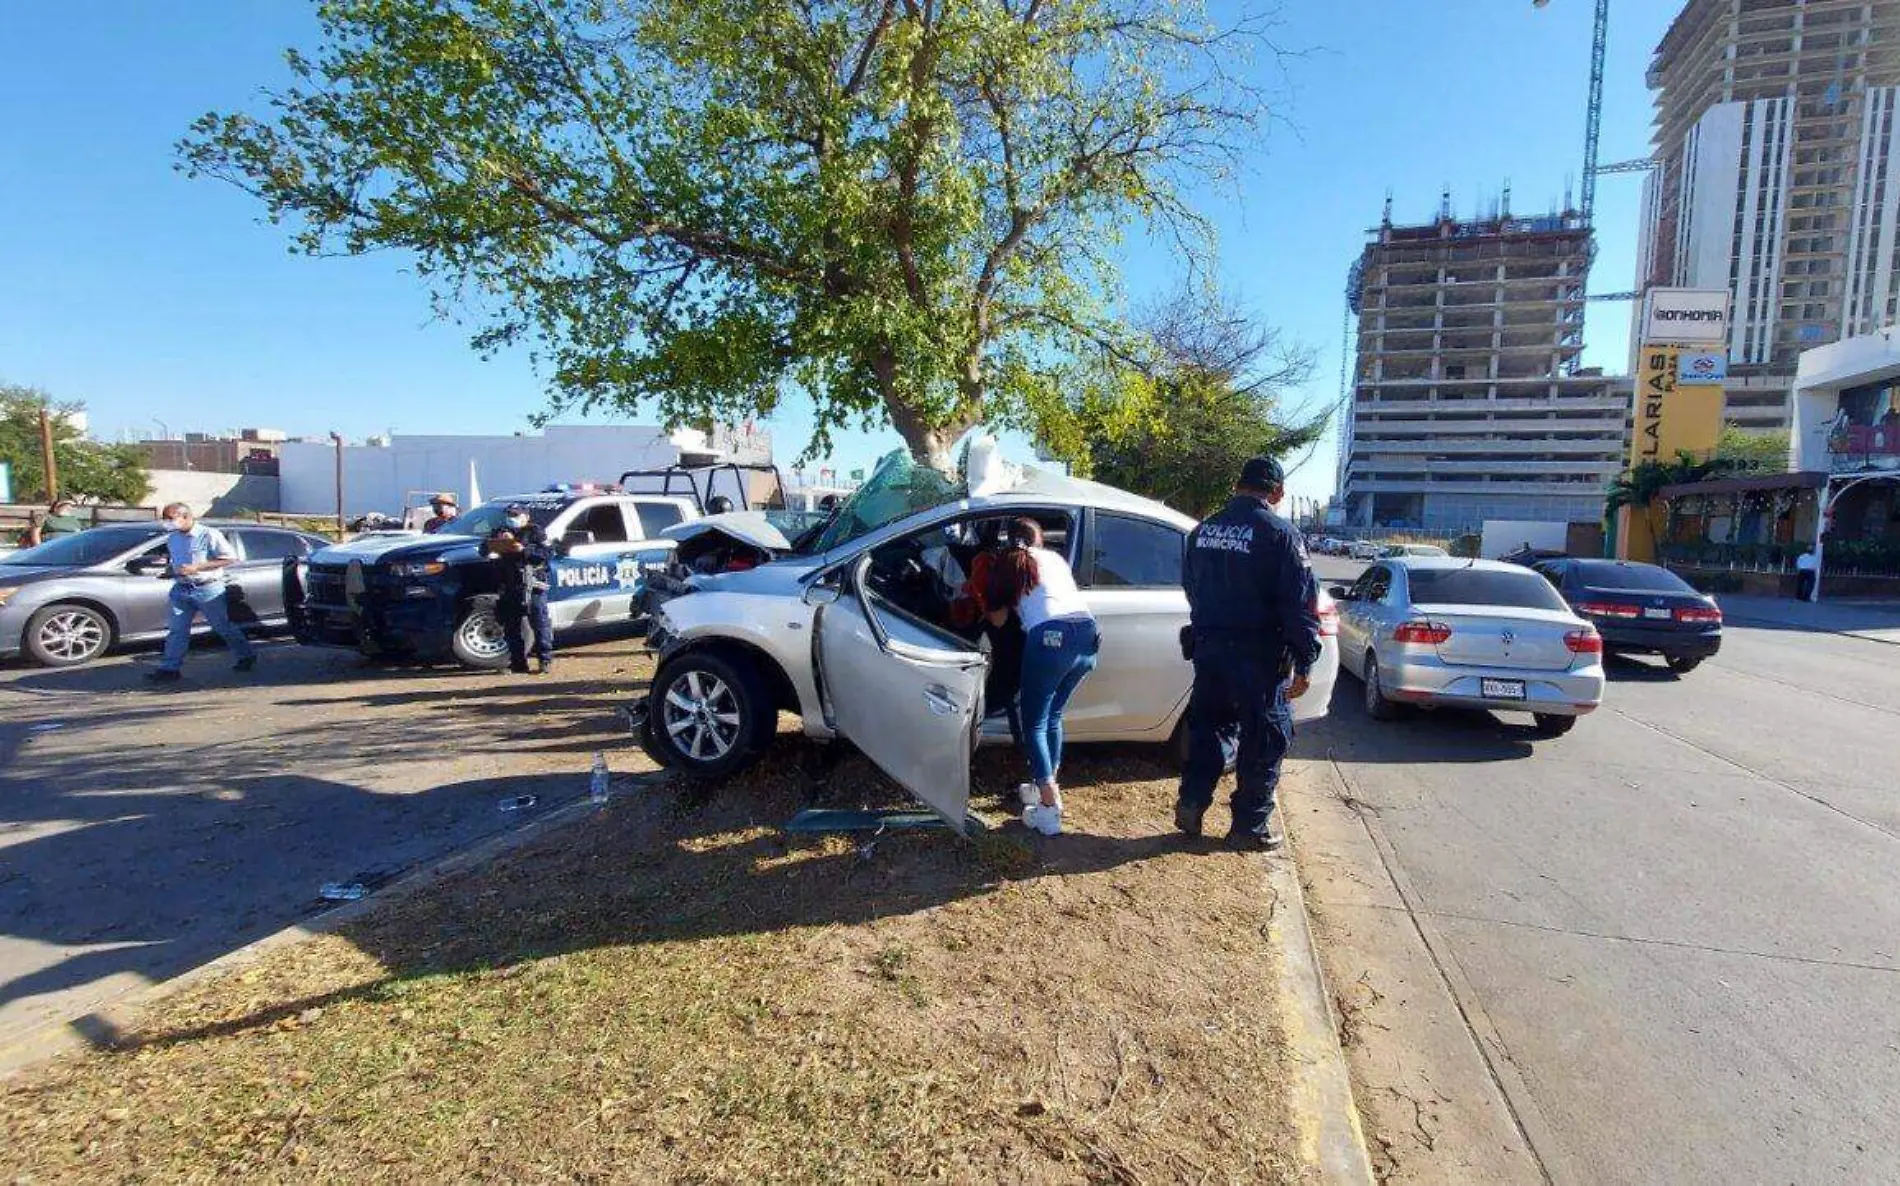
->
<box><xmin>1643</xmin><ymin>606</ymin><xmax>1671</xmax><ymax>619</ymax></box>
<box><xmin>1480</xmin><ymin>678</ymin><xmax>1526</xmax><ymax>700</ymax></box>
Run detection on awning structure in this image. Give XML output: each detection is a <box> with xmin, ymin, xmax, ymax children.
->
<box><xmin>1658</xmin><ymin>471</ymin><xmax>1828</xmax><ymax>500</ymax></box>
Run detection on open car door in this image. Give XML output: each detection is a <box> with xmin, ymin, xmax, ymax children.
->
<box><xmin>815</xmin><ymin>555</ymin><xmax>988</xmax><ymax>833</ymax></box>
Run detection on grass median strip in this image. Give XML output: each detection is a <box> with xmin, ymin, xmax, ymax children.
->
<box><xmin>3</xmin><ymin>740</ymin><xmax>1304</xmax><ymax>1181</ymax></box>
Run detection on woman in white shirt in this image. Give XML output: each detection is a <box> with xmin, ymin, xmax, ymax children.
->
<box><xmin>985</xmin><ymin>518</ymin><xmax>1100</xmax><ymax>835</ymax></box>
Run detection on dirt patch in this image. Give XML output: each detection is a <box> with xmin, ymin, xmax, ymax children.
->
<box><xmin>2</xmin><ymin>719</ymin><xmax>1305</xmax><ymax>1181</ymax></box>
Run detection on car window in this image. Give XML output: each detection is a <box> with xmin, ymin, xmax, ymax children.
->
<box><xmin>234</xmin><ymin>529</ymin><xmax>306</xmax><ymax>562</ymax></box>
<box><xmin>635</xmin><ymin>501</ymin><xmax>685</xmax><ymax>539</ymax></box>
<box><xmin>1088</xmin><ymin>514</ymin><xmax>1185</xmax><ymax>588</ymax></box>
<box><xmin>0</xmin><ymin>525</ymin><xmax>164</xmax><ymax>567</ymax></box>
<box><xmin>1352</xmin><ymin>565</ymin><xmax>1392</xmax><ymax>604</ymax></box>
<box><xmin>570</xmin><ymin>503</ymin><xmax>631</xmax><ymax>543</ymax></box>
<box><xmin>1532</xmin><ymin>561</ymin><xmax>1567</xmax><ymax>589</ymax></box>
<box><xmin>1571</xmin><ymin>560</ymin><xmax>1697</xmax><ymax>593</ymax></box>
<box><xmin>1406</xmin><ymin>567</ymin><xmax>1570</xmax><ymax>611</ymax></box>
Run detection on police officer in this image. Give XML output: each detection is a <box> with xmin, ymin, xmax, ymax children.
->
<box><xmin>1176</xmin><ymin>456</ymin><xmax>1322</xmax><ymax>849</ymax></box>
<box><xmin>479</xmin><ymin>503</ymin><xmax>555</xmax><ymax>674</ymax></box>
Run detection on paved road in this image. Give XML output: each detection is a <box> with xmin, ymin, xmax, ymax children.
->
<box><xmin>0</xmin><ymin>636</ymin><xmax>652</xmax><ymax>1070</ymax></box>
<box><xmin>1304</xmin><ymin>555</ymin><xmax>1900</xmax><ymax>1184</ymax></box>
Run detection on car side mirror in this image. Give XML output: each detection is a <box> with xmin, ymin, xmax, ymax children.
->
<box><xmin>802</xmin><ymin>583</ymin><xmax>843</xmax><ymax>607</ymax></box>
<box><xmin>1328</xmin><ymin>584</ymin><xmax>1355</xmax><ymax>601</ymax></box>
<box><xmin>129</xmin><ymin>554</ymin><xmax>169</xmax><ymax>575</ymax></box>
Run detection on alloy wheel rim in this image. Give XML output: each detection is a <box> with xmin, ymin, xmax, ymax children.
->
<box><xmin>662</xmin><ymin>670</ymin><xmax>742</xmax><ymax>762</ymax></box>
<box><xmin>39</xmin><ymin>611</ymin><xmax>105</xmax><ymax>662</ymax></box>
<box><xmin>459</xmin><ymin>611</ymin><xmax>509</xmax><ymax>660</ymax></box>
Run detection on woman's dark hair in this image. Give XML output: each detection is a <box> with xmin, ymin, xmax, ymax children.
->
<box><xmin>1005</xmin><ymin>517</ymin><xmax>1044</xmax><ymax>548</ymax></box>
<box><xmin>984</xmin><ymin>546</ymin><xmax>1040</xmax><ymax>610</ymax></box>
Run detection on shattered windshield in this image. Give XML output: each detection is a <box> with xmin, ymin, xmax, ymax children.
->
<box><xmin>804</xmin><ymin>450</ymin><xmax>963</xmax><ymax>554</ymax></box>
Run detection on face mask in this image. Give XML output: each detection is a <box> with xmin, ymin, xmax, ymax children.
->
<box><xmin>167</xmin><ymin>517</ymin><xmax>190</xmax><ymax>531</ymax></box>
<box><xmin>506</xmin><ymin>515</ymin><xmax>529</xmax><ymax>530</ymax></box>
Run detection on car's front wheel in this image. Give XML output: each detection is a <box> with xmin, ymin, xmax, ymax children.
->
<box><xmin>643</xmin><ymin>651</ymin><xmax>775</xmax><ymax>781</ymax></box>
<box><xmin>450</xmin><ymin>595</ymin><xmax>512</xmax><ymax>670</ymax></box>
<box><xmin>24</xmin><ymin>603</ymin><xmax>115</xmax><ymax>667</ymax></box>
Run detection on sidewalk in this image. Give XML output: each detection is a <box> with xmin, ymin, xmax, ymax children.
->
<box><xmin>1716</xmin><ymin>593</ymin><xmax>1900</xmax><ymax>646</ymax></box>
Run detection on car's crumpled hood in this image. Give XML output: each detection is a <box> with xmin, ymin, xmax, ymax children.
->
<box><xmin>686</xmin><ymin>556</ymin><xmax>824</xmax><ymax>599</ymax></box>
<box><xmin>310</xmin><ymin>533</ymin><xmax>484</xmax><ymax>566</ymax></box>
<box><xmin>662</xmin><ymin>511</ymin><xmax>792</xmax><ymax>553</ymax></box>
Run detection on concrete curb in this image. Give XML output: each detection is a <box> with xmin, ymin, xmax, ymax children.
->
<box><xmin>0</xmin><ymin>777</ymin><xmax>655</xmax><ymax>1080</ymax></box>
<box><xmin>1267</xmin><ymin>838</ymin><xmax>1378</xmax><ymax>1184</ymax></box>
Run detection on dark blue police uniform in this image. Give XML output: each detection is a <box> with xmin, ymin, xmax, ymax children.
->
<box><xmin>1178</xmin><ymin>480</ymin><xmax>1322</xmax><ymax>842</ymax></box>
<box><xmin>481</xmin><ymin>517</ymin><xmax>555</xmax><ymax>672</ymax></box>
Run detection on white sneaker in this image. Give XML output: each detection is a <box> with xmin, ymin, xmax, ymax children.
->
<box><xmin>1016</xmin><ymin>783</ymin><xmax>1040</xmax><ymax>809</ymax></box>
<box><xmin>1023</xmin><ymin>804</ymin><xmax>1063</xmax><ymax>836</ymax></box>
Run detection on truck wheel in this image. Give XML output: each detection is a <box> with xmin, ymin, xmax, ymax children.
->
<box><xmin>451</xmin><ymin>595</ymin><xmax>512</xmax><ymax>670</ymax></box>
<box><xmin>644</xmin><ymin>651</ymin><xmax>774</xmax><ymax>781</ymax></box>
<box><xmin>24</xmin><ymin>603</ymin><xmax>115</xmax><ymax>667</ymax></box>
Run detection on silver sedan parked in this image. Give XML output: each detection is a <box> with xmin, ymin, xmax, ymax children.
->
<box><xmin>1329</xmin><ymin>557</ymin><xmax>1605</xmax><ymax>736</ymax></box>
<box><xmin>0</xmin><ymin>522</ymin><xmax>329</xmax><ymax>667</ymax></box>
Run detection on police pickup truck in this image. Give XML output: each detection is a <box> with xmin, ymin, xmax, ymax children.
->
<box><xmin>290</xmin><ymin>485</ymin><xmax>694</xmax><ymax>668</ymax></box>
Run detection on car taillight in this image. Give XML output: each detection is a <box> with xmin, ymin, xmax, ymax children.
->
<box><xmin>1316</xmin><ymin>603</ymin><xmax>1340</xmax><ymax>637</ymax></box>
<box><xmin>1564</xmin><ymin>627</ymin><xmax>1603</xmax><ymax>654</ymax></box>
<box><xmin>1674</xmin><ymin>605</ymin><xmax>1722</xmax><ymax>625</ymax></box>
<box><xmin>1575</xmin><ymin>600</ymin><xmax>1639</xmax><ymax>619</ymax></box>
<box><xmin>1393</xmin><ymin>620</ymin><xmax>1452</xmax><ymax>645</ymax></box>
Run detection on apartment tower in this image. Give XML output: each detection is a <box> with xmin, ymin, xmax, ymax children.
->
<box><xmin>1638</xmin><ymin>0</ymin><xmax>1900</xmax><ymax>429</ymax></box>
<box><xmin>1338</xmin><ymin>203</ymin><xmax>1630</xmax><ymax>531</ymax></box>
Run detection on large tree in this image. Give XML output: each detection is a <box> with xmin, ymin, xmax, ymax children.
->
<box><xmin>180</xmin><ymin>0</ymin><xmax>1274</xmax><ymax>470</ymax></box>
<box><xmin>1070</xmin><ymin>289</ymin><xmax>1320</xmax><ymax>517</ymax></box>
<box><xmin>0</xmin><ymin>384</ymin><xmax>151</xmax><ymax>506</ymax></box>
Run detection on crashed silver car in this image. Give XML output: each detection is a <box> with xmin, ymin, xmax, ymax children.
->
<box><xmin>632</xmin><ymin>446</ymin><xmax>1340</xmax><ymax>831</ymax></box>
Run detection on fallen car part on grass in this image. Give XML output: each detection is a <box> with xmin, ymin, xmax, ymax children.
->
<box><xmin>783</xmin><ymin>808</ymin><xmax>987</xmax><ymax>835</ymax></box>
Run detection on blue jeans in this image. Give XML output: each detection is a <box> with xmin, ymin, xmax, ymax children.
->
<box><xmin>1178</xmin><ymin>646</ymin><xmax>1292</xmax><ymax>837</ymax></box>
<box><xmin>1018</xmin><ymin>617</ymin><xmax>1100</xmax><ymax>784</ymax></box>
<box><xmin>160</xmin><ymin>582</ymin><xmax>256</xmax><ymax>672</ymax></box>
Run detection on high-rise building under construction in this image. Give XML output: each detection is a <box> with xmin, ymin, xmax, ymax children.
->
<box><xmin>1638</xmin><ymin>0</ymin><xmax>1900</xmax><ymax>429</ymax></box>
<box><xmin>1337</xmin><ymin>201</ymin><xmax>1630</xmax><ymax>531</ymax></box>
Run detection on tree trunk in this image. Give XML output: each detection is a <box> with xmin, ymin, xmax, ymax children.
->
<box><xmin>873</xmin><ymin>348</ymin><xmax>979</xmax><ymax>476</ymax></box>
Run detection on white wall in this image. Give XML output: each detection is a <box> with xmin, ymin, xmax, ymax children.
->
<box><xmin>277</xmin><ymin>425</ymin><xmax>714</xmax><ymax>516</ymax></box>
<box><xmin>147</xmin><ymin>470</ymin><xmax>281</xmax><ymax>517</ymax></box>
<box><xmin>1792</xmin><ymin>328</ymin><xmax>1900</xmax><ymax>471</ymax></box>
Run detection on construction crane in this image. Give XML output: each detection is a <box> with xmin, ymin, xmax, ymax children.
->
<box><xmin>1535</xmin><ymin>0</ymin><xmax>1611</xmax><ymax>225</ymax></box>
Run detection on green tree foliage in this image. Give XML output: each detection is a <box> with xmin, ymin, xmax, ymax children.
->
<box><xmin>0</xmin><ymin>384</ymin><xmax>152</xmax><ymax>505</ymax></box>
<box><xmin>179</xmin><ymin>0</ymin><xmax>1276</xmax><ymax>471</ymax></box>
<box><xmin>1075</xmin><ymin>289</ymin><xmax>1320</xmax><ymax>517</ymax></box>
<box><xmin>1712</xmin><ymin>425</ymin><xmax>1791</xmax><ymax>472</ymax></box>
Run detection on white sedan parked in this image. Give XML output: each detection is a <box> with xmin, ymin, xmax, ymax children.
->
<box><xmin>633</xmin><ymin>450</ymin><xmax>1339</xmax><ymax>830</ymax></box>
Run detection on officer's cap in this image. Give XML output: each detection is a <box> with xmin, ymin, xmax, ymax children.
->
<box><xmin>505</xmin><ymin>503</ymin><xmax>528</xmax><ymax>514</ymax></box>
<box><xmin>1237</xmin><ymin>456</ymin><xmax>1285</xmax><ymax>490</ymax></box>
<box><xmin>431</xmin><ymin>492</ymin><xmax>457</xmax><ymax>506</ymax></box>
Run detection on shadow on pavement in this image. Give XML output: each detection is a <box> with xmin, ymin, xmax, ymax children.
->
<box><xmin>1604</xmin><ymin>653</ymin><xmax>1683</xmax><ymax>683</ymax></box>
<box><xmin>1302</xmin><ymin>670</ymin><xmax>1542</xmax><ymax>763</ymax></box>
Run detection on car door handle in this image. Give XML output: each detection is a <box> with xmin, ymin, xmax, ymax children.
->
<box><xmin>922</xmin><ymin>685</ymin><xmax>962</xmax><ymax>716</ymax></box>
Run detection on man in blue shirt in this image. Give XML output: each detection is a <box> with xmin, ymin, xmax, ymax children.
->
<box><xmin>148</xmin><ymin>503</ymin><xmax>257</xmax><ymax>683</ymax></box>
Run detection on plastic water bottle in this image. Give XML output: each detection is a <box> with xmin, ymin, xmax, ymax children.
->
<box><xmin>589</xmin><ymin>752</ymin><xmax>610</xmax><ymax>806</ymax></box>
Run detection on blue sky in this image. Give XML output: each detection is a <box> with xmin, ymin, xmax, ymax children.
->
<box><xmin>0</xmin><ymin>2</ymin><xmax>1678</xmax><ymax>505</ymax></box>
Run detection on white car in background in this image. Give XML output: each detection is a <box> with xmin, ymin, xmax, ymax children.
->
<box><xmin>631</xmin><ymin>449</ymin><xmax>1339</xmax><ymax>830</ymax></box>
